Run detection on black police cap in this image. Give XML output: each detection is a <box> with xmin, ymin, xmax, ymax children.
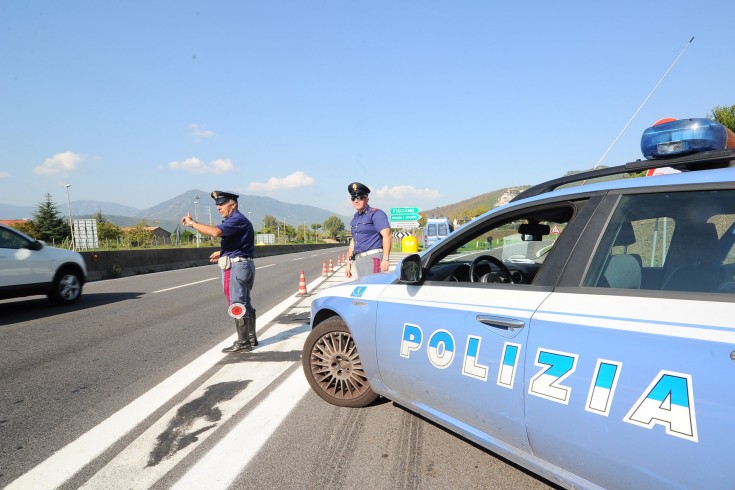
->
<box><xmin>211</xmin><ymin>190</ymin><xmax>239</xmax><ymax>205</ymax></box>
<box><xmin>347</xmin><ymin>182</ymin><xmax>370</xmax><ymax>196</ymax></box>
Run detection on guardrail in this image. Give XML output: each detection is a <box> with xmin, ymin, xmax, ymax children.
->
<box><xmin>79</xmin><ymin>243</ymin><xmax>345</xmax><ymax>282</ymax></box>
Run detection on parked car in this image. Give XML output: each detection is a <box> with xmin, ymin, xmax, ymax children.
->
<box><xmin>302</xmin><ymin>118</ymin><xmax>735</xmax><ymax>489</ymax></box>
<box><xmin>0</xmin><ymin>224</ymin><xmax>87</xmax><ymax>305</ymax></box>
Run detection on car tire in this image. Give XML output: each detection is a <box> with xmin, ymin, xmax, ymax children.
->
<box><xmin>302</xmin><ymin>316</ymin><xmax>378</xmax><ymax>408</ymax></box>
<box><xmin>48</xmin><ymin>267</ymin><xmax>84</xmax><ymax>305</ymax></box>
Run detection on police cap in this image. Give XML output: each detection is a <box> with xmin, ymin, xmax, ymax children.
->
<box><xmin>347</xmin><ymin>182</ymin><xmax>370</xmax><ymax>196</ymax></box>
<box><xmin>211</xmin><ymin>190</ymin><xmax>239</xmax><ymax>205</ymax></box>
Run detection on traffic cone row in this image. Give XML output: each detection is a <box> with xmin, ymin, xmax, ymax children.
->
<box><xmin>296</xmin><ymin>270</ymin><xmax>309</xmax><ymax>296</ymax></box>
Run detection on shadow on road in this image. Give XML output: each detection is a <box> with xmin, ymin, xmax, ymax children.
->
<box><xmin>0</xmin><ymin>292</ymin><xmax>146</xmax><ymax>326</ymax></box>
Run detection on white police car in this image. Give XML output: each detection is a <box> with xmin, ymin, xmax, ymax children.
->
<box><xmin>0</xmin><ymin>224</ymin><xmax>87</xmax><ymax>305</ymax></box>
<box><xmin>302</xmin><ymin>118</ymin><xmax>735</xmax><ymax>489</ymax></box>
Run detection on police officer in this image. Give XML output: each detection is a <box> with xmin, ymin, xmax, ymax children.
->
<box><xmin>345</xmin><ymin>182</ymin><xmax>392</xmax><ymax>278</ymax></box>
<box><xmin>181</xmin><ymin>191</ymin><xmax>257</xmax><ymax>353</ymax></box>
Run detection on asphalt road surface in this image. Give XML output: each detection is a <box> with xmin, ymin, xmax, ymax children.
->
<box><xmin>0</xmin><ymin>248</ymin><xmax>556</xmax><ymax>489</ymax></box>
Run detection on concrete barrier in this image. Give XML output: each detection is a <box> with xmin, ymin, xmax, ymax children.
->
<box><xmin>79</xmin><ymin>243</ymin><xmax>344</xmax><ymax>282</ymax></box>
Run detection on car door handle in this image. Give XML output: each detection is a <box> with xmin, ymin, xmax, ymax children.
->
<box><xmin>475</xmin><ymin>315</ymin><xmax>525</xmax><ymax>331</ymax></box>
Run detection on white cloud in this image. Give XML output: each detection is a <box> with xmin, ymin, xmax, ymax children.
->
<box><xmin>372</xmin><ymin>184</ymin><xmax>441</xmax><ymax>200</ymax></box>
<box><xmin>0</xmin><ymin>171</ymin><xmax>10</xmax><ymax>178</ymax></box>
<box><xmin>248</xmin><ymin>171</ymin><xmax>315</xmax><ymax>191</ymax></box>
<box><xmin>189</xmin><ymin>123</ymin><xmax>216</xmax><ymax>141</ymax></box>
<box><xmin>168</xmin><ymin>157</ymin><xmax>236</xmax><ymax>174</ymax></box>
<box><xmin>33</xmin><ymin>151</ymin><xmax>83</xmax><ymax>175</ymax></box>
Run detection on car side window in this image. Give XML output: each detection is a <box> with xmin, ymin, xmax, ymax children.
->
<box><xmin>584</xmin><ymin>190</ymin><xmax>735</xmax><ymax>293</ymax></box>
<box><xmin>0</xmin><ymin>227</ymin><xmax>28</xmax><ymax>249</ymax></box>
<box><xmin>425</xmin><ymin>204</ymin><xmax>574</xmax><ymax>285</ymax></box>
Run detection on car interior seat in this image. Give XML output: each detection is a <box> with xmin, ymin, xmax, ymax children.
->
<box><xmin>661</xmin><ymin>222</ymin><xmax>722</xmax><ymax>292</ymax></box>
<box><xmin>599</xmin><ymin>221</ymin><xmax>642</xmax><ymax>289</ymax></box>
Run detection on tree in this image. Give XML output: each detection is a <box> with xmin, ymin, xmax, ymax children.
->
<box><xmin>310</xmin><ymin>223</ymin><xmax>322</xmax><ymax>241</ymax></box>
<box><xmin>124</xmin><ymin>220</ymin><xmax>153</xmax><ymax>247</ymax></box>
<box><xmin>33</xmin><ymin>193</ymin><xmax>70</xmax><ymax>244</ymax></box>
<box><xmin>283</xmin><ymin>223</ymin><xmax>295</xmax><ymax>242</ymax></box>
<box><xmin>92</xmin><ymin>210</ymin><xmax>123</xmax><ymax>242</ymax></box>
<box><xmin>261</xmin><ymin>215</ymin><xmax>279</xmax><ymax>234</ymax></box>
<box><xmin>322</xmin><ymin>216</ymin><xmax>345</xmax><ymax>239</ymax></box>
<box><xmin>297</xmin><ymin>223</ymin><xmax>310</xmax><ymax>242</ymax></box>
<box><xmin>11</xmin><ymin>220</ymin><xmax>40</xmax><ymax>238</ymax></box>
<box><xmin>709</xmin><ymin>104</ymin><xmax>735</xmax><ymax>132</ymax></box>
<box><xmin>98</xmin><ymin>220</ymin><xmax>122</xmax><ymax>242</ymax></box>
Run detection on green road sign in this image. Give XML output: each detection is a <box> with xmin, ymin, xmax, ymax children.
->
<box><xmin>390</xmin><ymin>207</ymin><xmax>420</xmax><ymax>214</ymax></box>
<box><xmin>390</xmin><ymin>213</ymin><xmax>421</xmax><ymax>221</ymax></box>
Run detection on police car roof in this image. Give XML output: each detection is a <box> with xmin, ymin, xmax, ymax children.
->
<box><xmin>512</xmin><ymin>148</ymin><xmax>735</xmax><ymax>203</ymax></box>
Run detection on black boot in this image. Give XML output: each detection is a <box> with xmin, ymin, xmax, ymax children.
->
<box><xmin>247</xmin><ymin>309</ymin><xmax>258</xmax><ymax>347</ymax></box>
<box><xmin>222</xmin><ymin>318</ymin><xmax>252</xmax><ymax>353</ymax></box>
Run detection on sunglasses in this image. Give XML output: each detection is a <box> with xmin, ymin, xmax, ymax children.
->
<box><xmin>350</xmin><ymin>194</ymin><xmax>367</xmax><ymax>201</ymax></box>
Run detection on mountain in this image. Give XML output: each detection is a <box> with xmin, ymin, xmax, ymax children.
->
<box><xmin>72</xmin><ymin>200</ymin><xmax>141</xmax><ymax>217</ymax></box>
<box><xmin>420</xmin><ymin>165</ymin><xmax>615</xmax><ymax>224</ymax></box>
<box><xmin>420</xmin><ymin>186</ymin><xmax>530</xmax><ymax>224</ymax></box>
<box><xmin>0</xmin><ymin>190</ymin><xmax>352</xmax><ymax>233</ymax></box>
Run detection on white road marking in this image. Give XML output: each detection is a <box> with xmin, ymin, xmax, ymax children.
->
<box><xmin>81</xmin><ymin>321</ymin><xmax>310</xmax><ymax>489</ymax></box>
<box><xmin>153</xmin><ymin>277</ymin><xmax>218</xmax><ymax>293</ymax></box>
<box><xmin>6</xmin><ymin>272</ymin><xmax>335</xmax><ymax>490</ymax></box>
<box><xmin>173</xmin><ymin>368</ymin><xmax>309</xmax><ymax>489</ymax></box>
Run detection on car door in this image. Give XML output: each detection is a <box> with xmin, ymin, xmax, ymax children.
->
<box><xmin>0</xmin><ymin>226</ymin><xmax>47</xmax><ymax>287</ymax></box>
<box><xmin>523</xmin><ymin>189</ymin><xmax>735</xmax><ymax>489</ymax></box>
<box><xmin>373</xmin><ymin>200</ymin><xmax>591</xmax><ymax>452</ymax></box>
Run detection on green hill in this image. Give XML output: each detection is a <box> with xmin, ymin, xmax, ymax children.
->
<box><xmin>419</xmin><ymin>186</ymin><xmax>530</xmax><ymax>226</ymax></box>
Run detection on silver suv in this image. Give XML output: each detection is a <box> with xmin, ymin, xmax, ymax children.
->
<box><xmin>0</xmin><ymin>224</ymin><xmax>87</xmax><ymax>305</ymax></box>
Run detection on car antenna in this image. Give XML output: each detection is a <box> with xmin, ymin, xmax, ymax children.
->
<box><xmin>592</xmin><ymin>36</ymin><xmax>695</xmax><ymax>171</ymax></box>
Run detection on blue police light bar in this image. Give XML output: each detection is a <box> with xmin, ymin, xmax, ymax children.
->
<box><xmin>641</xmin><ymin>118</ymin><xmax>735</xmax><ymax>159</ymax></box>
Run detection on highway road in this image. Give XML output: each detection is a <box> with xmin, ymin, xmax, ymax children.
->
<box><xmin>0</xmin><ymin>248</ymin><xmax>556</xmax><ymax>489</ymax></box>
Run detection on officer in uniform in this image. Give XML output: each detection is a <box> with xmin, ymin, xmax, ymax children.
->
<box><xmin>181</xmin><ymin>191</ymin><xmax>257</xmax><ymax>353</ymax></box>
<box><xmin>345</xmin><ymin>182</ymin><xmax>392</xmax><ymax>278</ymax></box>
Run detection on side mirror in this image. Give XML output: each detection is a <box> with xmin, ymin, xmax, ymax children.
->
<box><xmin>28</xmin><ymin>240</ymin><xmax>44</xmax><ymax>251</ymax></box>
<box><xmin>399</xmin><ymin>254</ymin><xmax>422</xmax><ymax>283</ymax></box>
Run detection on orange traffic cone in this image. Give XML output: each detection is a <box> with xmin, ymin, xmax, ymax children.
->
<box><xmin>322</xmin><ymin>260</ymin><xmax>328</xmax><ymax>276</ymax></box>
<box><xmin>296</xmin><ymin>270</ymin><xmax>309</xmax><ymax>296</ymax></box>
<box><xmin>337</xmin><ymin>255</ymin><xmax>343</xmax><ymax>266</ymax></box>
<box><xmin>328</xmin><ymin>258</ymin><xmax>334</xmax><ymax>273</ymax></box>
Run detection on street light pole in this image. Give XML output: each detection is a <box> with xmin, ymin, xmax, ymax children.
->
<box><xmin>65</xmin><ymin>184</ymin><xmax>76</xmax><ymax>251</ymax></box>
<box><xmin>283</xmin><ymin>217</ymin><xmax>287</xmax><ymax>244</ymax></box>
<box><xmin>194</xmin><ymin>194</ymin><xmax>200</xmax><ymax>247</ymax></box>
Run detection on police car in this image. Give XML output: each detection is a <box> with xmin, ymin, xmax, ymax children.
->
<box><xmin>301</xmin><ymin>118</ymin><xmax>735</xmax><ymax>489</ymax></box>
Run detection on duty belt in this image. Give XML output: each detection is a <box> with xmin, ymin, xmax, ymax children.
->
<box><xmin>356</xmin><ymin>249</ymin><xmax>383</xmax><ymax>258</ymax></box>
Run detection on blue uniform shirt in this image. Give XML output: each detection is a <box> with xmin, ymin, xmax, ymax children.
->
<box><xmin>216</xmin><ymin>209</ymin><xmax>255</xmax><ymax>258</ymax></box>
<box><xmin>351</xmin><ymin>207</ymin><xmax>390</xmax><ymax>254</ymax></box>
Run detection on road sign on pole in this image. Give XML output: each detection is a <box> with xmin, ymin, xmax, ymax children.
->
<box><xmin>389</xmin><ymin>213</ymin><xmax>421</xmax><ymax>221</ymax></box>
<box><xmin>389</xmin><ymin>206</ymin><xmax>421</xmax><ymax>229</ymax></box>
<box><xmin>391</xmin><ymin>221</ymin><xmax>419</xmax><ymax>228</ymax></box>
<box><xmin>390</xmin><ymin>207</ymin><xmax>420</xmax><ymax>215</ymax></box>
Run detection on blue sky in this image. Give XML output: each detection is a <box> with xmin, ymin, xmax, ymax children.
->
<box><xmin>1</xmin><ymin>1</ymin><xmax>732</xmax><ymax>218</ymax></box>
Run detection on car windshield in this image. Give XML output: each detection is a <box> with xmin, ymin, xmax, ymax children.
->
<box><xmin>422</xmin><ymin>203</ymin><xmax>576</xmax><ymax>285</ymax></box>
<box><xmin>440</xmin><ymin>223</ymin><xmax>558</xmax><ymax>266</ymax></box>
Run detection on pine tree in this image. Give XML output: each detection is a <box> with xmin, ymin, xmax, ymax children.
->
<box><xmin>32</xmin><ymin>193</ymin><xmax>70</xmax><ymax>244</ymax></box>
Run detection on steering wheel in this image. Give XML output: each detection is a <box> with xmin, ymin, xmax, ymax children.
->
<box><xmin>470</xmin><ymin>255</ymin><xmax>513</xmax><ymax>283</ymax></box>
